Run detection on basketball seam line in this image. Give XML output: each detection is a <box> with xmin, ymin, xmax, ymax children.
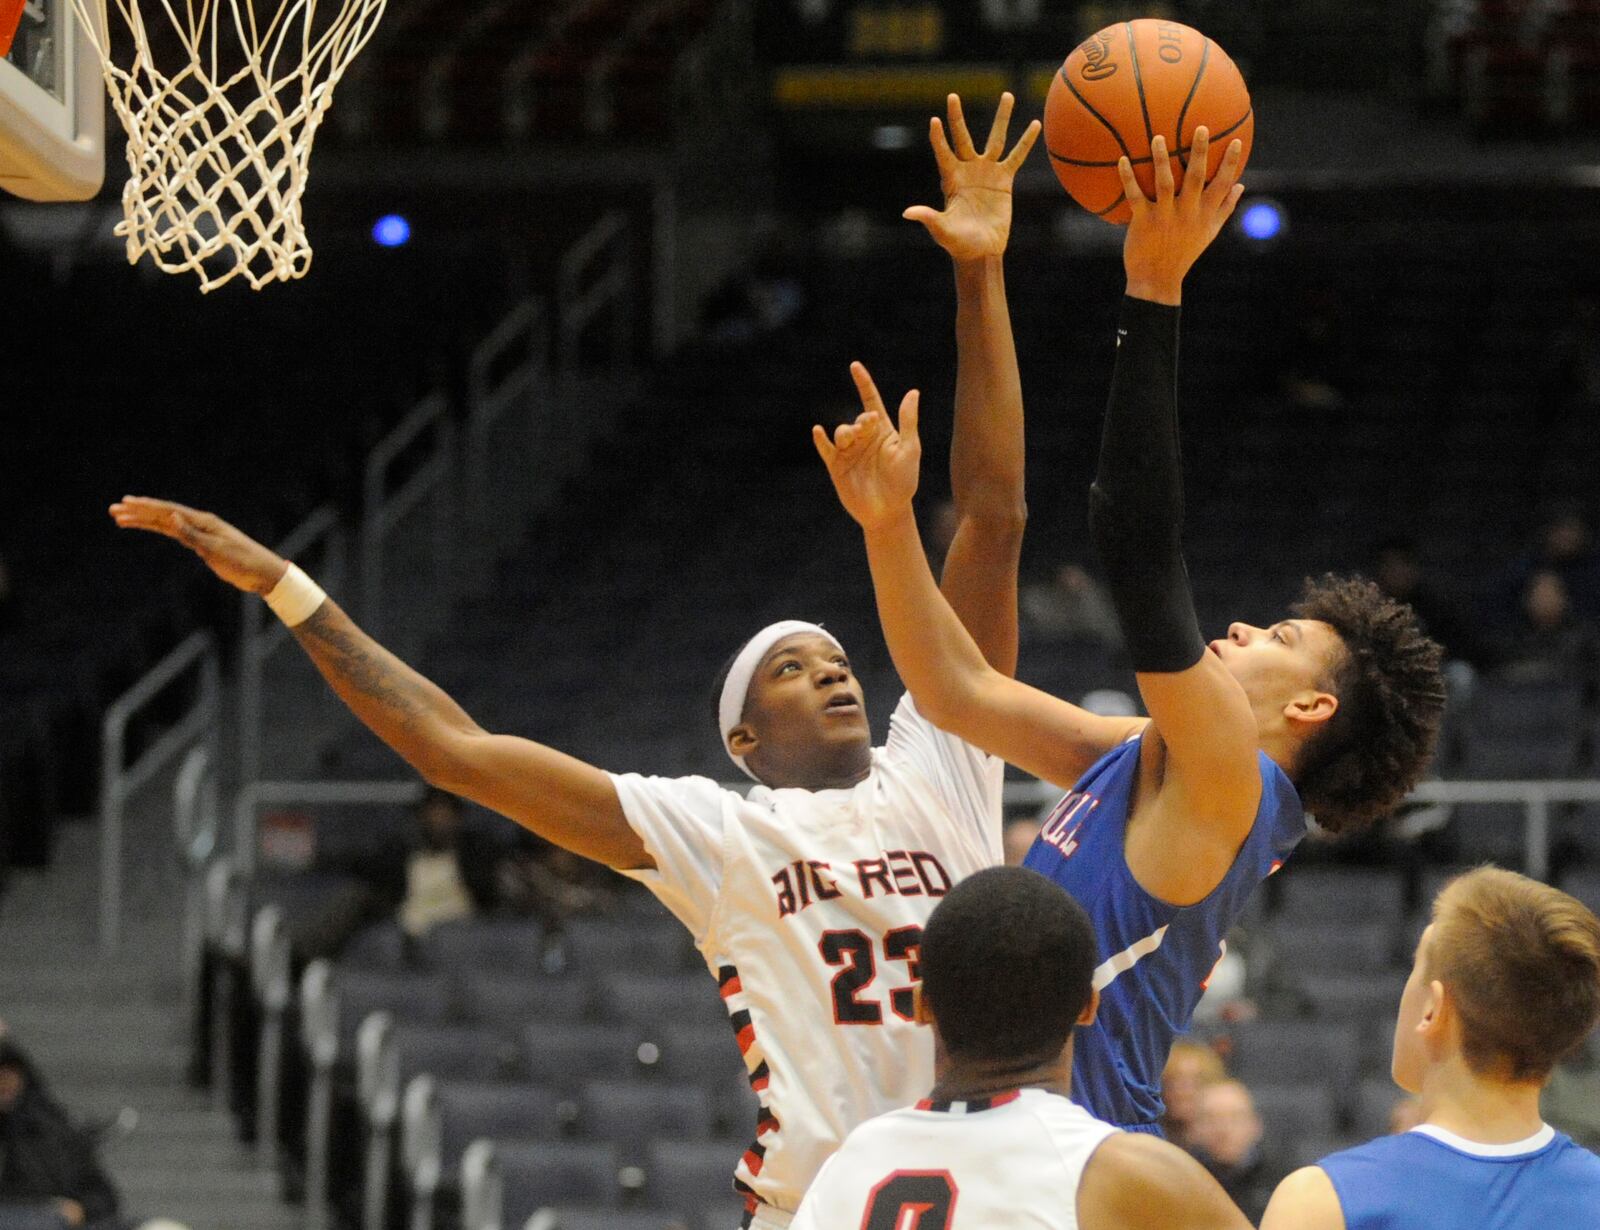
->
<box><xmin>1056</xmin><ymin>66</ymin><xmax>1136</xmax><ymax>166</ymax></box>
<box><xmin>1046</xmin><ymin>108</ymin><xmax>1252</xmax><ymax>167</ymax></box>
<box><xmin>1126</xmin><ymin>22</ymin><xmax>1156</xmax><ymax>149</ymax></box>
<box><xmin>1174</xmin><ymin>37</ymin><xmax>1212</xmax><ymax>173</ymax></box>
<box><xmin>1094</xmin><ymin>192</ymin><xmax>1128</xmax><ymax>217</ymax></box>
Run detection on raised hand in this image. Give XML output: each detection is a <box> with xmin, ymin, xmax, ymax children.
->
<box><xmin>109</xmin><ymin>496</ymin><xmax>287</xmax><ymax>595</ymax></box>
<box><xmin>903</xmin><ymin>92</ymin><xmax>1041</xmax><ymax>263</ymax></box>
<box><xmin>1118</xmin><ymin>127</ymin><xmax>1245</xmax><ymax>306</ymax></box>
<box><xmin>813</xmin><ymin>362</ymin><xmax>922</xmax><ymax>531</ymax></box>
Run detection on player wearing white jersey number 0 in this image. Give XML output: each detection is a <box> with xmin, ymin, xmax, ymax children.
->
<box><xmin>792</xmin><ymin>867</ymin><xmax>1251</xmax><ymax>1230</ymax></box>
<box><xmin>112</xmin><ymin>93</ymin><xmax>1040</xmax><ymax>1227</ymax></box>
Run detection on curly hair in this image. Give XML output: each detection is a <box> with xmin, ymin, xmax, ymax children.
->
<box><xmin>1289</xmin><ymin>574</ymin><xmax>1447</xmax><ymax>834</ymax></box>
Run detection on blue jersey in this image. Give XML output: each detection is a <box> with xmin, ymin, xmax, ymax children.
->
<box><xmin>1319</xmin><ymin>1124</ymin><xmax>1600</xmax><ymax>1228</ymax></box>
<box><xmin>1022</xmin><ymin>737</ymin><xmax>1306</xmax><ymax>1128</ymax></box>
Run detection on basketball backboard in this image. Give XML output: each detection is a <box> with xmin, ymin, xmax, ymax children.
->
<box><xmin>0</xmin><ymin>0</ymin><xmax>102</xmax><ymax>200</ymax></box>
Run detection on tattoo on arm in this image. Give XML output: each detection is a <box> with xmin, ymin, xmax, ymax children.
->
<box><xmin>291</xmin><ymin>601</ymin><xmax>479</xmax><ymax>758</ymax></box>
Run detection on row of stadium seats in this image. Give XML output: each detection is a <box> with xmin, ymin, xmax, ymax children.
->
<box><xmin>1432</xmin><ymin>0</ymin><xmax>1600</xmax><ymax>128</ymax></box>
<box><xmin>203</xmin><ymin>840</ymin><xmax>1600</xmax><ymax>1230</ymax></box>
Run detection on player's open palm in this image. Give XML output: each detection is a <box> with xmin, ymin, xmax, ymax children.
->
<box><xmin>1119</xmin><ymin>127</ymin><xmax>1245</xmax><ymax>303</ymax></box>
<box><xmin>110</xmin><ymin>496</ymin><xmax>287</xmax><ymax>595</ymax></box>
<box><xmin>813</xmin><ymin>362</ymin><xmax>921</xmax><ymax>530</ymax></box>
<box><xmin>904</xmin><ymin>91</ymin><xmax>1040</xmax><ymax>262</ymax></box>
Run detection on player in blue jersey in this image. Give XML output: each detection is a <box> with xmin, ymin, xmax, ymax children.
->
<box><xmin>1261</xmin><ymin>866</ymin><xmax>1600</xmax><ymax>1229</ymax></box>
<box><xmin>814</xmin><ymin>128</ymin><xmax>1448</xmax><ymax>1130</ymax></box>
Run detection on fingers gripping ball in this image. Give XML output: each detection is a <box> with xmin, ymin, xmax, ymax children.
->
<box><xmin>1045</xmin><ymin>19</ymin><xmax>1253</xmax><ymax>224</ymax></box>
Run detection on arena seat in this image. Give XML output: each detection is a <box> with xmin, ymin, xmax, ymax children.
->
<box><xmin>1268</xmin><ymin>923</ymin><xmax>1399</xmax><ymax>977</ymax></box>
<box><xmin>556</xmin><ymin>917</ymin><xmax>697</xmax><ymax>974</ymax></box>
<box><xmin>644</xmin><ymin>1139</ymin><xmax>744</xmax><ymax>1221</ymax></box>
<box><xmin>596</xmin><ymin>973</ymin><xmax>730</xmax><ymax>1029</ymax></box>
<box><xmin>1274</xmin><ymin>867</ymin><xmax>1409</xmax><ymax>926</ymax></box>
<box><xmin>525</xmin><ymin>1211</ymin><xmax>689</xmax><ymax>1230</ymax></box>
<box><xmin>359</xmin><ymin>1021</ymin><xmax>519</xmax><ymax>1230</ymax></box>
<box><xmin>575</xmin><ymin>1079</ymin><xmax>715</xmax><ymax>1164</ymax></box>
<box><xmin>404</xmin><ymin>1077</ymin><xmax>566</xmax><ymax>1230</ymax></box>
<box><xmin>1249</xmin><ymin>1083</ymin><xmax>1340</xmax><ymax>1144</ymax></box>
<box><xmin>419</xmin><ymin>918</ymin><xmax>548</xmax><ymax>974</ymax></box>
<box><xmin>477</xmin><ymin>1140</ymin><xmax>623</xmax><ymax>1225</ymax></box>
<box><xmin>461</xmin><ymin>973</ymin><xmax>594</xmax><ymax>1030</ymax></box>
<box><xmin>1231</xmin><ymin>1021</ymin><xmax>1363</xmax><ymax>1091</ymax></box>
<box><xmin>521</xmin><ymin>1023</ymin><xmax>649</xmax><ymax>1094</ymax></box>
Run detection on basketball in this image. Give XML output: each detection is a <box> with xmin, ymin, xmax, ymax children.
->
<box><xmin>1044</xmin><ymin>19</ymin><xmax>1253</xmax><ymax>224</ymax></box>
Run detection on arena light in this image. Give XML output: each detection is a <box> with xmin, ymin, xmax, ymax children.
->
<box><xmin>371</xmin><ymin>214</ymin><xmax>411</xmax><ymax>247</ymax></box>
<box><xmin>872</xmin><ymin>124</ymin><xmax>913</xmax><ymax>150</ymax></box>
<box><xmin>1237</xmin><ymin>198</ymin><xmax>1285</xmax><ymax>243</ymax></box>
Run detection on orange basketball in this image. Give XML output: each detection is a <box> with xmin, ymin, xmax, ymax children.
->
<box><xmin>1044</xmin><ymin>19</ymin><xmax>1253</xmax><ymax>224</ymax></box>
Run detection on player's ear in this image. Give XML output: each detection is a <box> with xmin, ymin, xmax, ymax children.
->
<box><xmin>912</xmin><ymin>982</ymin><xmax>933</xmax><ymax>1027</ymax></box>
<box><xmin>727</xmin><ymin>725</ymin><xmax>759</xmax><ymax>759</ymax></box>
<box><xmin>1285</xmin><ymin>689</ymin><xmax>1338</xmax><ymax>729</ymax></box>
<box><xmin>1077</xmin><ymin>987</ymin><xmax>1100</xmax><ymax>1027</ymax></box>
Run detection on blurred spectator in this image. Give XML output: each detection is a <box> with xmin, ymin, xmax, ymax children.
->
<box><xmin>1191</xmin><ymin>935</ymin><xmax>1257</xmax><ymax>1029</ymax></box>
<box><xmin>385</xmin><ymin>789</ymin><xmax>501</xmax><ymax>938</ymax></box>
<box><xmin>1500</xmin><ymin>505</ymin><xmax>1600</xmax><ymax>626</ymax></box>
<box><xmin>1020</xmin><ymin>563</ymin><xmax>1122</xmax><ymax>649</ymax></box>
<box><xmin>1160</xmin><ymin>1039</ymin><xmax>1225</xmax><ymax>1151</ymax></box>
<box><xmin>1387</xmin><ymin>1093</ymin><xmax>1425</xmax><ymax>1134</ymax></box>
<box><xmin>496</xmin><ymin>838</ymin><xmax>623</xmax><ymax>930</ymax></box>
<box><xmin>1190</xmin><ymin>1077</ymin><xmax>1276</xmax><ymax>1223</ymax></box>
<box><xmin>1368</xmin><ymin>537</ymin><xmax>1494</xmax><ymax>669</ymax></box>
<box><xmin>0</xmin><ymin>1032</ymin><xmax>120</xmax><ymax>1230</ymax></box>
<box><xmin>1496</xmin><ymin>569</ymin><xmax>1598</xmax><ymax>685</ymax></box>
<box><xmin>1002</xmin><ymin>815</ymin><xmax>1043</xmax><ymax>867</ymax></box>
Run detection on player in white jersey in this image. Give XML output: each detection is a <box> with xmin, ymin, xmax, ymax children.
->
<box><xmin>793</xmin><ymin>866</ymin><xmax>1251</xmax><ymax>1230</ymax></box>
<box><xmin>112</xmin><ymin>94</ymin><xmax>1040</xmax><ymax>1227</ymax></box>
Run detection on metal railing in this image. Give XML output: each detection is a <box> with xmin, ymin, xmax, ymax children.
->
<box><xmin>231</xmin><ymin>779</ymin><xmax>426</xmax><ymax>878</ymax></box>
<box><xmin>362</xmin><ymin>392</ymin><xmax>457</xmax><ymax>643</ymax></box>
<box><xmin>996</xmin><ymin>777</ymin><xmax>1600</xmax><ymax>883</ymax></box>
<box><xmin>557</xmin><ymin>210</ymin><xmax>631</xmax><ymax>378</ymax></box>
<box><xmin>464</xmin><ymin>296</ymin><xmax>551</xmax><ymax>574</ymax></box>
<box><xmin>99</xmin><ymin>630</ymin><xmax>222</xmax><ymax>952</ymax></box>
<box><xmin>239</xmin><ymin>504</ymin><xmax>348</xmax><ymax>788</ymax></box>
<box><xmin>174</xmin><ymin>746</ymin><xmax>220</xmax><ymax>1032</ymax></box>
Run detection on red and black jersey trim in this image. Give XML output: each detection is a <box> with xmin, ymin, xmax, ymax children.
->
<box><xmin>914</xmin><ymin>1089</ymin><xmax>1023</xmax><ymax>1114</ymax></box>
<box><xmin>718</xmin><ymin>963</ymin><xmax>783</xmax><ymax>1208</ymax></box>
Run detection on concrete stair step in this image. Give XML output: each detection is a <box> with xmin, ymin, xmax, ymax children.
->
<box><xmin>121</xmin><ymin>1201</ymin><xmax>302</xmax><ymax>1230</ymax></box>
<box><xmin>107</xmin><ymin>1107</ymin><xmax>239</xmax><ymax>1140</ymax></box>
<box><xmin>0</xmin><ymin>1003</ymin><xmax>184</xmax><ymax>1037</ymax></box>
<box><xmin>54</xmin><ymin>1085</ymin><xmax>214</xmax><ymax>1116</ymax></box>
<box><xmin>115</xmin><ymin>1166</ymin><xmax>282</xmax><ymax>1199</ymax></box>
<box><xmin>107</xmin><ymin>1134</ymin><xmax>259</xmax><ymax>1169</ymax></box>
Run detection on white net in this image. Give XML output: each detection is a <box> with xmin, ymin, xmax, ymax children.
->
<box><xmin>70</xmin><ymin>0</ymin><xmax>386</xmax><ymax>291</ymax></box>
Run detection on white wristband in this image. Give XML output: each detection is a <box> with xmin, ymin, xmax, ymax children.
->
<box><xmin>264</xmin><ymin>562</ymin><xmax>327</xmax><ymax>628</ymax></box>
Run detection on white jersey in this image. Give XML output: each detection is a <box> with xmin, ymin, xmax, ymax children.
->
<box><xmin>610</xmin><ymin>694</ymin><xmax>1004</xmax><ymax>1218</ymax></box>
<box><xmin>792</xmin><ymin>1087</ymin><xmax>1120</xmax><ymax>1230</ymax></box>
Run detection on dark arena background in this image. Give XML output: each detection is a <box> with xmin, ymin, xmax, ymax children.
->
<box><xmin>3</xmin><ymin>1</ymin><xmax>1600</xmax><ymax>1228</ymax></box>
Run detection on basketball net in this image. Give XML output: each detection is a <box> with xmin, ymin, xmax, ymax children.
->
<box><xmin>70</xmin><ymin>0</ymin><xmax>386</xmax><ymax>291</ymax></box>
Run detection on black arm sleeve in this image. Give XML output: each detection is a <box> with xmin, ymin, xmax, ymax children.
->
<box><xmin>1087</xmin><ymin>295</ymin><xmax>1208</xmax><ymax>674</ymax></box>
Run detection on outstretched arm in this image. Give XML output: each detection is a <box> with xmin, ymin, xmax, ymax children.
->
<box><xmin>905</xmin><ymin>92</ymin><xmax>1038</xmax><ymax>677</ymax></box>
<box><xmin>1091</xmin><ymin>131</ymin><xmax>1259</xmax><ymax>833</ymax></box>
<box><xmin>815</xmin><ymin>369</ymin><xmax>1143</xmax><ymax>788</ymax></box>
<box><xmin>109</xmin><ymin>498</ymin><xmax>651</xmax><ymax>870</ymax></box>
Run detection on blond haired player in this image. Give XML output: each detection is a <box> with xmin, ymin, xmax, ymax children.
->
<box><xmin>112</xmin><ymin>95</ymin><xmax>1038</xmax><ymax>1228</ymax></box>
<box><xmin>792</xmin><ymin>866</ymin><xmax>1250</xmax><ymax>1230</ymax></box>
<box><xmin>1260</xmin><ymin>866</ymin><xmax>1600</xmax><ymax>1230</ymax></box>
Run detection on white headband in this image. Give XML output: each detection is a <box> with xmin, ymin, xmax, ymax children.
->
<box><xmin>719</xmin><ymin>620</ymin><xmax>844</xmax><ymax>782</ymax></box>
